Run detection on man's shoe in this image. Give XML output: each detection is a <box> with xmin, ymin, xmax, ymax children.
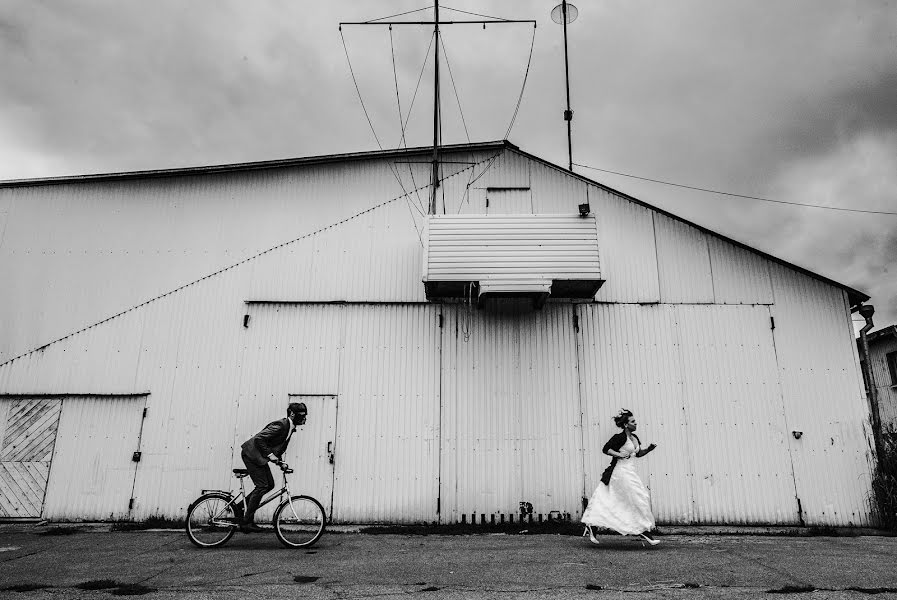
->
<box><xmin>240</xmin><ymin>522</ymin><xmax>264</xmax><ymax>533</ymax></box>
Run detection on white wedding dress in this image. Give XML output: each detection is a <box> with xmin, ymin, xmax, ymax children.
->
<box><xmin>581</xmin><ymin>436</ymin><xmax>655</xmax><ymax>535</ymax></box>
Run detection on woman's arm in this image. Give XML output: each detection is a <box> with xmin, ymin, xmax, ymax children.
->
<box><xmin>635</xmin><ymin>443</ymin><xmax>657</xmax><ymax>458</ymax></box>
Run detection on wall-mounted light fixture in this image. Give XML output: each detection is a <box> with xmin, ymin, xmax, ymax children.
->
<box><xmin>578</xmin><ymin>203</ymin><xmax>590</xmax><ymax>217</ymax></box>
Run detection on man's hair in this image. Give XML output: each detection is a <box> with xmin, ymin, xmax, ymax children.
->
<box><xmin>288</xmin><ymin>402</ymin><xmax>307</xmax><ymax>416</ymax></box>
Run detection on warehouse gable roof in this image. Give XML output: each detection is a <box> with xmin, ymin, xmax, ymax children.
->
<box><xmin>0</xmin><ymin>139</ymin><xmax>868</xmax><ymax>306</ymax></box>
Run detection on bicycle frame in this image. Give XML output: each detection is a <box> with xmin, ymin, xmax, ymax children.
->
<box><xmin>201</xmin><ymin>468</ymin><xmax>297</xmax><ymax>526</ymax></box>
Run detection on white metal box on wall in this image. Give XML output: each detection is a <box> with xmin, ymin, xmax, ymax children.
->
<box><xmin>422</xmin><ymin>214</ymin><xmax>602</xmax><ymax>305</ymax></box>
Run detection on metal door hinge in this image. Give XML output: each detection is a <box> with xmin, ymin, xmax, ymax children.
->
<box><xmin>572</xmin><ymin>314</ymin><xmax>580</xmax><ymax>332</ymax></box>
<box><xmin>142</xmin><ymin>407</ymin><xmax>148</xmax><ymax>418</ymax></box>
<box><xmin>128</xmin><ymin>498</ymin><xmax>135</xmax><ymax>510</ymax></box>
<box><xmin>438</xmin><ymin>314</ymin><xmax>444</xmax><ymax>328</ymax></box>
<box><xmin>132</xmin><ymin>451</ymin><xmax>142</xmax><ymax>462</ymax></box>
<box><xmin>770</xmin><ymin>316</ymin><xmax>776</xmax><ymax>330</ymax></box>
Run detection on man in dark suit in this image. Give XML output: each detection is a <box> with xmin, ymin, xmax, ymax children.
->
<box><xmin>239</xmin><ymin>402</ymin><xmax>307</xmax><ymax>532</ymax></box>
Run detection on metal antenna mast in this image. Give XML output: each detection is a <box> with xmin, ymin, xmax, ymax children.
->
<box><xmin>431</xmin><ymin>0</ymin><xmax>441</xmax><ymax>215</ymax></box>
<box><xmin>341</xmin><ymin>6</ymin><xmax>536</xmax><ymax>215</ymax></box>
<box><xmin>551</xmin><ymin>2</ymin><xmax>578</xmax><ymax>172</ymax></box>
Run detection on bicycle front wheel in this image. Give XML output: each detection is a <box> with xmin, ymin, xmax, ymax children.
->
<box><xmin>186</xmin><ymin>492</ymin><xmax>238</xmax><ymax>548</ymax></box>
<box><xmin>273</xmin><ymin>495</ymin><xmax>326</xmax><ymax>548</ymax></box>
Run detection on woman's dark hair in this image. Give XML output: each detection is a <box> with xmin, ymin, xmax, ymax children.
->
<box><xmin>613</xmin><ymin>409</ymin><xmax>633</xmax><ymax>429</ymax></box>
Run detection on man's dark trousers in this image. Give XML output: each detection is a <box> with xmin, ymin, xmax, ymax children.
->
<box><xmin>241</xmin><ymin>449</ymin><xmax>274</xmax><ymax>523</ymax></box>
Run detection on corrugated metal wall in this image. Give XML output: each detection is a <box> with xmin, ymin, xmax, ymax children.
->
<box><xmin>0</xmin><ymin>146</ymin><xmax>876</xmax><ymax>526</ymax></box>
<box><xmin>576</xmin><ymin>304</ymin><xmax>799</xmax><ymax>525</ymax></box>
<box><xmin>769</xmin><ymin>266</ymin><xmax>875</xmax><ymax>526</ymax></box>
<box><xmin>867</xmin><ymin>334</ymin><xmax>897</xmax><ymax>432</ymax></box>
<box><xmin>440</xmin><ymin>301</ymin><xmax>583</xmax><ymax>524</ymax></box>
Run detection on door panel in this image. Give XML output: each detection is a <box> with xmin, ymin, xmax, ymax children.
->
<box><xmin>0</xmin><ymin>399</ymin><xmax>63</xmax><ymax>518</ymax></box>
<box><xmin>440</xmin><ymin>301</ymin><xmax>583</xmax><ymax>523</ymax></box>
<box><xmin>42</xmin><ymin>396</ymin><xmax>145</xmax><ymax>521</ymax></box>
<box><xmin>286</xmin><ymin>395</ymin><xmax>337</xmax><ymax>519</ymax></box>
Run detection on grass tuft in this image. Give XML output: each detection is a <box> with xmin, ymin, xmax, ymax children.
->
<box><xmin>872</xmin><ymin>430</ymin><xmax>897</xmax><ymax>531</ymax></box>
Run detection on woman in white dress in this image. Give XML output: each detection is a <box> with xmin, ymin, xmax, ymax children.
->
<box><xmin>582</xmin><ymin>409</ymin><xmax>659</xmax><ymax>546</ymax></box>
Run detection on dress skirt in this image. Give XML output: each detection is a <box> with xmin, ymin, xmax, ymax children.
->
<box><xmin>582</xmin><ymin>453</ymin><xmax>655</xmax><ymax>535</ymax></box>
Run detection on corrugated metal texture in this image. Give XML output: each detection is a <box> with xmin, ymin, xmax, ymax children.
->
<box><xmin>868</xmin><ymin>334</ymin><xmax>897</xmax><ymax>432</ymax></box>
<box><xmin>526</xmin><ymin>152</ymin><xmax>591</xmax><ymax>215</ymax></box>
<box><xmin>129</xmin><ymin>268</ymin><xmax>255</xmax><ymax>519</ymax></box>
<box><xmin>770</xmin><ymin>266</ymin><xmax>875</xmax><ymax>526</ymax></box>
<box><xmin>450</xmin><ymin>149</ymin><xmax>532</xmax><ymax>215</ymax></box>
<box><xmin>248</xmin><ymin>200</ymin><xmax>427</xmax><ymax>302</ymax></box>
<box><xmin>441</xmin><ymin>301</ymin><xmax>582</xmax><ymax>523</ymax></box>
<box><xmin>708</xmin><ymin>237</ymin><xmax>774</xmax><ymax>305</ymax></box>
<box><xmin>674</xmin><ymin>305</ymin><xmax>798</xmax><ymax>524</ymax></box>
<box><xmin>0</xmin><ymin>149</ymin><xmax>492</xmax><ymax>363</ymax></box>
<box><xmin>577</xmin><ymin>303</ymin><xmax>799</xmax><ymax>525</ymax></box>
<box><xmin>423</xmin><ymin>214</ymin><xmax>600</xmax><ymax>283</ymax></box>
<box><xmin>42</xmin><ymin>395</ymin><xmax>145</xmax><ymax>521</ymax></box>
<box><xmin>576</xmin><ymin>303</ymin><xmax>696</xmax><ymax>525</ymax></box>
<box><xmin>332</xmin><ymin>305</ymin><xmax>440</xmax><ymax>523</ymax></box>
<box><xmin>654</xmin><ymin>214</ymin><xmax>714</xmax><ymax>304</ymax></box>
<box><xmin>592</xmin><ymin>194</ymin><xmax>660</xmax><ymax>303</ymax></box>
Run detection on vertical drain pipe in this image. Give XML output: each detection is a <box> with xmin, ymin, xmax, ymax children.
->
<box><xmin>857</xmin><ymin>304</ymin><xmax>883</xmax><ymax>462</ymax></box>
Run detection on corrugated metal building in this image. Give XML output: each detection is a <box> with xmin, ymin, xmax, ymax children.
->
<box><xmin>859</xmin><ymin>325</ymin><xmax>897</xmax><ymax>433</ymax></box>
<box><xmin>0</xmin><ymin>140</ymin><xmax>878</xmax><ymax>526</ymax></box>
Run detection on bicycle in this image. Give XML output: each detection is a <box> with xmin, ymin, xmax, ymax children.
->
<box><xmin>186</xmin><ymin>462</ymin><xmax>326</xmax><ymax>548</ymax></box>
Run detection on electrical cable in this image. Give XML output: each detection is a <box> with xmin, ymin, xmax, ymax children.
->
<box><xmin>340</xmin><ymin>28</ymin><xmax>385</xmax><ymax>150</ymax></box>
<box><xmin>504</xmin><ymin>23</ymin><xmax>536</xmax><ymax>140</ymax></box>
<box><xmin>389</xmin><ymin>26</ymin><xmax>426</xmax><ymax>216</ymax></box>
<box><xmin>365</xmin><ymin>6</ymin><xmax>432</xmax><ymax>23</ymax></box>
<box><xmin>441</xmin><ymin>5</ymin><xmax>511</xmax><ymax>22</ymax></box>
<box><xmin>439</xmin><ymin>34</ymin><xmax>471</xmax><ymax>144</ymax></box>
<box><xmin>572</xmin><ymin>162</ymin><xmax>897</xmax><ymax>216</ymax></box>
<box><xmin>341</xmin><ymin>27</ymin><xmax>426</xmax><ymax>237</ymax></box>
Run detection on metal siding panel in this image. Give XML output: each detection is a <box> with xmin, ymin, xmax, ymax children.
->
<box><xmin>577</xmin><ymin>303</ymin><xmax>695</xmax><ymax>525</ymax></box>
<box><xmin>674</xmin><ymin>305</ymin><xmax>798</xmax><ymax>524</ymax></box>
<box><xmin>592</xmin><ymin>196</ymin><xmax>661</xmax><ymax>303</ymax></box>
<box><xmin>42</xmin><ymin>396</ymin><xmax>144</xmax><ymax>521</ymax></box>
<box><xmin>708</xmin><ymin>237</ymin><xmax>774</xmax><ymax>304</ymax></box>
<box><xmin>577</xmin><ymin>303</ymin><xmax>800</xmax><ymax>525</ymax></box>
<box><xmin>654</xmin><ymin>214</ymin><xmax>714</xmax><ymax>304</ymax></box>
<box><xmin>441</xmin><ymin>302</ymin><xmax>582</xmax><ymax>523</ymax></box>
<box><xmin>770</xmin><ymin>265</ymin><xmax>875</xmax><ymax>526</ymax></box>
<box><xmin>424</xmin><ymin>214</ymin><xmax>600</xmax><ymax>284</ymax></box>
<box><xmin>332</xmin><ymin>305</ymin><xmax>440</xmax><ymax>523</ymax></box>
<box><xmin>0</xmin><ymin>150</ymin><xmax>495</xmax><ymax>364</ymax></box>
<box><xmin>869</xmin><ymin>335</ymin><xmax>897</xmax><ymax>432</ymax></box>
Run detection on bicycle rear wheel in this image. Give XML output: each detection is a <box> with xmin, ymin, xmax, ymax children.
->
<box><xmin>186</xmin><ymin>492</ymin><xmax>238</xmax><ymax>548</ymax></box>
<box><xmin>273</xmin><ymin>495</ymin><xmax>326</xmax><ymax>548</ymax></box>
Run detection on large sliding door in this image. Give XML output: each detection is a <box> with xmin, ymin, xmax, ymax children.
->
<box><xmin>440</xmin><ymin>301</ymin><xmax>583</xmax><ymax>523</ymax></box>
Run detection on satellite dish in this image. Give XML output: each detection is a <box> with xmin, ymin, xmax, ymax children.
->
<box><xmin>551</xmin><ymin>2</ymin><xmax>578</xmax><ymax>24</ymax></box>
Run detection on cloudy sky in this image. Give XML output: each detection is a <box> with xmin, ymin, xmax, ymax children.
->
<box><xmin>1</xmin><ymin>0</ymin><xmax>896</xmax><ymax>328</ymax></box>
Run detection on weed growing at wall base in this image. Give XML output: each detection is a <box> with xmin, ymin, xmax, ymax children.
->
<box><xmin>872</xmin><ymin>429</ymin><xmax>897</xmax><ymax>530</ymax></box>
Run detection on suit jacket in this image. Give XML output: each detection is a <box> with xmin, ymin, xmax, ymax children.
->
<box><xmin>241</xmin><ymin>418</ymin><xmax>294</xmax><ymax>466</ymax></box>
<box><xmin>599</xmin><ymin>431</ymin><xmax>641</xmax><ymax>485</ymax></box>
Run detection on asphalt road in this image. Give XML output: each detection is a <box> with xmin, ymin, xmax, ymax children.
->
<box><xmin>1</xmin><ymin>525</ymin><xmax>896</xmax><ymax>599</ymax></box>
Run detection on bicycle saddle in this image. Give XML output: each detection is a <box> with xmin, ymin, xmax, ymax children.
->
<box><xmin>232</xmin><ymin>469</ymin><xmax>249</xmax><ymax>478</ymax></box>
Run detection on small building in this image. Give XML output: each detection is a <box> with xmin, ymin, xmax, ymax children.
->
<box><xmin>859</xmin><ymin>325</ymin><xmax>897</xmax><ymax>434</ymax></box>
<box><xmin>0</xmin><ymin>140</ymin><xmax>878</xmax><ymax>527</ymax></box>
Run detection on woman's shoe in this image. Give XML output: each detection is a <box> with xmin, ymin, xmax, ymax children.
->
<box><xmin>582</xmin><ymin>526</ymin><xmax>600</xmax><ymax>545</ymax></box>
<box><xmin>639</xmin><ymin>533</ymin><xmax>660</xmax><ymax>546</ymax></box>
